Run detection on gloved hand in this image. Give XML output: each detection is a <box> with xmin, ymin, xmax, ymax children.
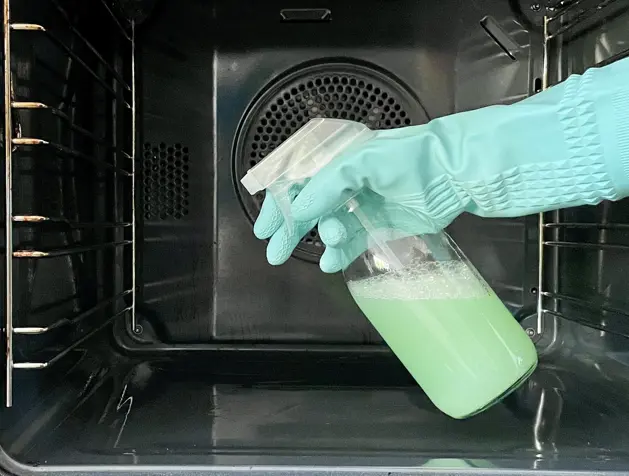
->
<box><xmin>254</xmin><ymin>57</ymin><xmax>629</xmax><ymax>272</ymax></box>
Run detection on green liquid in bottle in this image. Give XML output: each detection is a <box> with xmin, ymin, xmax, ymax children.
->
<box><xmin>348</xmin><ymin>261</ymin><xmax>537</xmax><ymax>419</ymax></box>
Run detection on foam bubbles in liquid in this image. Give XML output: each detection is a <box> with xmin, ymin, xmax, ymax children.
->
<box><xmin>347</xmin><ymin>260</ymin><xmax>489</xmax><ymax>301</ymax></box>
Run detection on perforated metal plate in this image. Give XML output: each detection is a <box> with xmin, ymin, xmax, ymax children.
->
<box><xmin>143</xmin><ymin>142</ymin><xmax>190</xmax><ymax>220</ymax></box>
<box><xmin>234</xmin><ymin>61</ymin><xmax>429</xmax><ymax>263</ymax></box>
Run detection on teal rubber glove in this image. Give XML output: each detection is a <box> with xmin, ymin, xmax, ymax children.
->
<box><xmin>254</xmin><ymin>57</ymin><xmax>629</xmax><ymax>272</ymax></box>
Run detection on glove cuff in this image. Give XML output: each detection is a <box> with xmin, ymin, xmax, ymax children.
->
<box><xmin>589</xmin><ymin>58</ymin><xmax>629</xmax><ymax>197</ymax></box>
<box><xmin>613</xmin><ymin>87</ymin><xmax>629</xmax><ymax>192</ymax></box>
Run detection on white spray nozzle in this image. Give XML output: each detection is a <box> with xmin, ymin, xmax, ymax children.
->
<box><xmin>240</xmin><ymin>119</ymin><xmax>375</xmax><ymax>229</ymax></box>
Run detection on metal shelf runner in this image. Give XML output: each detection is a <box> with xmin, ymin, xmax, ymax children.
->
<box><xmin>3</xmin><ymin>0</ymin><xmax>137</xmax><ymax>407</ymax></box>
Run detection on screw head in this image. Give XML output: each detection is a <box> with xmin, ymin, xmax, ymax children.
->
<box><xmin>530</xmin><ymin>3</ymin><xmax>541</xmax><ymax>11</ymax></box>
<box><xmin>526</xmin><ymin>327</ymin><xmax>536</xmax><ymax>337</ymax></box>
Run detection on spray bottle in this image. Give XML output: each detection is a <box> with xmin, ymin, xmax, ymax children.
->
<box><xmin>241</xmin><ymin>118</ymin><xmax>537</xmax><ymax>419</ymax></box>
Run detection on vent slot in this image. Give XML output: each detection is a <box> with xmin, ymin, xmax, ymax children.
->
<box><xmin>143</xmin><ymin>142</ymin><xmax>190</xmax><ymax>220</ymax></box>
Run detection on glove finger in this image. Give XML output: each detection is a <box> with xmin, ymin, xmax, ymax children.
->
<box><xmin>265</xmin><ymin>218</ymin><xmax>317</xmax><ymax>266</ymax></box>
<box><xmin>319</xmin><ymin>247</ymin><xmax>346</xmax><ymax>274</ymax></box>
<box><xmin>318</xmin><ymin>202</ymin><xmax>410</xmax><ymax>273</ymax></box>
<box><xmin>317</xmin><ymin>216</ymin><xmax>348</xmax><ymax>247</ymax></box>
<box><xmin>318</xmin><ymin>212</ymin><xmax>366</xmax><ymax>273</ymax></box>
<box><xmin>319</xmin><ymin>204</ymin><xmax>442</xmax><ymax>273</ymax></box>
<box><xmin>254</xmin><ymin>194</ymin><xmax>284</xmax><ymax>239</ymax></box>
<box><xmin>318</xmin><ymin>202</ymin><xmax>372</xmax><ymax>246</ymax></box>
<box><xmin>319</xmin><ymin>229</ymin><xmax>371</xmax><ymax>273</ymax></box>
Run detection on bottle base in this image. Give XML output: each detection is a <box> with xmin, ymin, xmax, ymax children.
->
<box><xmin>456</xmin><ymin>360</ymin><xmax>538</xmax><ymax>419</ymax></box>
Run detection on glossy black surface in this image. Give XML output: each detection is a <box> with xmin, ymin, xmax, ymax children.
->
<box><xmin>8</xmin><ymin>337</ymin><xmax>629</xmax><ymax>472</ymax></box>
